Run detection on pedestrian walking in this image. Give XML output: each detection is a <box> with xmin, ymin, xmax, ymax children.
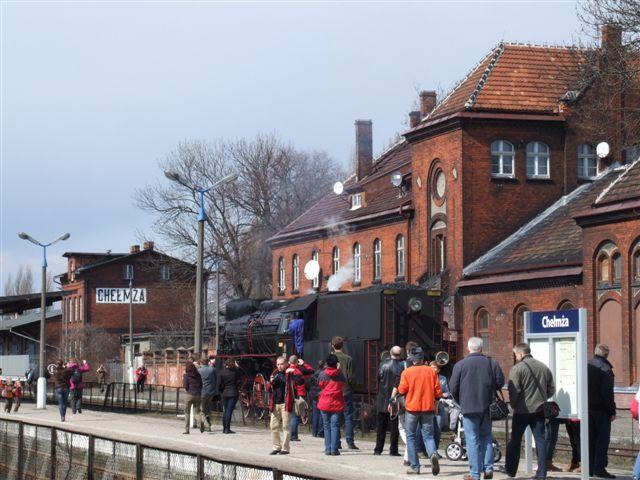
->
<box><xmin>182</xmin><ymin>361</ymin><xmax>204</xmax><ymax>434</ymax></box>
<box><xmin>2</xmin><ymin>381</ymin><xmax>14</xmax><ymax>413</ymax></box>
<box><xmin>565</xmin><ymin>419</ymin><xmax>582</xmax><ymax>472</ymax></box>
<box><xmin>268</xmin><ymin>355</ymin><xmax>301</xmax><ymax>455</ymax></box>
<box><xmin>25</xmin><ymin>367</ymin><xmax>35</xmax><ymax>395</ymax></box>
<box><xmin>12</xmin><ymin>381</ymin><xmax>23</xmax><ymax>412</ymax></box>
<box><xmin>135</xmin><ymin>364</ymin><xmax>149</xmax><ymax>393</ymax></box>
<box><xmin>505</xmin><ymin>342</ymin><xmax>555</xmax><ymax>480</ymax></box>
<box><xmin>198</xmin><ymin>356</ymin><xmax>218</xmax><ymax>432</ymax></box>
<box><xmin>96</xmin><ymin>364</ymin><xmax>108</xmax><ymax>393</ymax></box>
<box><xmin>430</xmin><ymin>360</ymin><xmax>450</xmax><ymax>455</ymax></box>
<box><xmin>68</xmin><ymin>358</ymin><xmax>91</xmax><ymax>414</ymax></box>
<box><xmin>449</xmin><ymin>337</ymin><xmax>505</xmax><ymax>480</ymax></box>
<box><xmin>53</xmin><ymin>360</ymin><xmax>73</xmax><ymax>422</ymax></box>
<box><xmin>395</xmin><ymin>346</ymin><xmax>441</xmax><ymax>475</ymax></box>
<box><xmin>317</xmin><ymin>354</ymin><xmax>346</xmax><ymax>456</ymax></box>
<box><xmin>288</xmin><ymin>355</ymin><xmax>313</xmax><ymax>441</ymax></box>
<box><xmin>310</xmin><ymin>360</ymin><xmax>325</xmax><ymax>438</ymax></box>
<box><xmin>218</xmin><ymin>357</ymin><xmax>242</xmax><ymax>434</ymax></box>
<box><xmin>331</xmin><ymin>336</ymin><xmax>359</xmax><ymax>450</ymax></box>
<box><xmin>588</xmin><ymin>344</ymin><xmax>617</xmax><ymax>479</ymax></box>
<box><xmin>374</xmin><ymin>346</ymin><xmax>404</xmax><ymax>456</ymax></box>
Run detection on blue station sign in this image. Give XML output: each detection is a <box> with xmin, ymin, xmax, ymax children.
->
<box><xmin>528</xmin><ymin>309</ymin><xmax>580</xmax><ymax>334</ymax></box>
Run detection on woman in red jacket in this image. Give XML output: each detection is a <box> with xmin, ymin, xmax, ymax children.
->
<box><xmin>317</xmin><ymin>354</ymin><xmax>346</xmax><ymax>455</ymax></box>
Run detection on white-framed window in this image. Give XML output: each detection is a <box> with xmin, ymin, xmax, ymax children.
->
<box><xmin>160</xmin><ymin>264</ymin><xmax>171</xmax><ymax>280</ymax></box>
<box><xmin>332</xmin><ymin>247</ymin><xmax>340</xmax><ymax>275</ymax></box>
<box><xmin>278</xmin><ymin>257</ymin><xmax>285</xmax><ymax>292</ymax></box>
<box><xmin>123</xmin><ymin>264</ymin><xmax>134</xmax><ymax>280</ymax></box>
<box><xmin>311</xmin><ymin>251</ymin><xmax>319</xmax><ymax>288</ymax></box>
<box><xmin>491</xmin><ymin>140</ymin><xmax>515</xmax><ymax>177</ymax></box>
<box><xmin>578</xmin><ymin>144</ymin><xmax>598</xmax><ymax>179</ymax></box>
<box><xmin>292</xmin><ymin>254</ymin><xmax>299</xmax><ymax>291</ymax></box>
<box><xmin>526</xmin><ymin>141</ymin><xmax>550</xmax><ymax>178</ymax></box>
<box><xmin>79</xmin><ymin>296</ymin><xmax>83</xmax><ymax>323</ymax></box>
<box><xmin>353</xmin><ymin>243</ymin><xmax>361</xmax><ymax>283</ymax></box>
<box><xmin>396</xmin><ymin>235</ymin><xmax>405</xmax><ymax>278</ymax></box>
<box><xmin>373</xmin><ymin>239</ymin><xmax>382</xmax><ymax>280</ymax></box>
<box><xmin>351</xmin><ymin>193</ymin><xmax>362</xmax><ymax>210</ymax></box>
<box><xmin>75</xmin><ymin>297</ymin><xmax>80</xmax><ymax>324</ymax></box>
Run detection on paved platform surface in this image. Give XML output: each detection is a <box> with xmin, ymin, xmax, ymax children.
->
<box><xmin>1</xmin><ymin>405</ymin><xmax>633</xmax><ymax>480</ymax></box>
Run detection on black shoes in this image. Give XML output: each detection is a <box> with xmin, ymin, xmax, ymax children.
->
<box><xmin>594</xmin><ymin>471</ymin><xmax>616</xmax><ymax>479</ymax></box>
<box><xmin>373</xmin><ymin>451</ymin><xmax>381</xmax><ymax>456</ymax></box>
<box><xmin>390</xmin><ymin>452</ymin><xmax>401</xmax><ymax>457</ymax></box>
<box><xmin>279</xmin><ymin>451</ymin><xmax>289</xmax><ymax>455</ymax></box>
<box><xmin>430</xmin><ymin>453</ymin><xmax>440</xmax><ymax>476</ymax></box>
<box><xmin>269</xmin><ymin>450</ymin><xmax>280</xmax><ymax>455</ymax></box>
<box><xmin>347</xmin><ymin>443</ymin><xmax>359</xmax><ymax>450</ymax></box>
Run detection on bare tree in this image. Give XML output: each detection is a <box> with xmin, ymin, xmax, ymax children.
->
<box><xmin>135</xmin><ymin>135</ymin><xmax>344</xmax><ymax>299</ymax></box>
<box><xmin>4</xmin><ymin>264</ymin><xmax>35</xmax><ymax>296</ymax></box>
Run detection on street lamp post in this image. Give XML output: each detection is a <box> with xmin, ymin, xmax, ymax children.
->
<box><xmin>164</xmin><ymin>171</ymin><xmax>237</xmax><ymax>356</ymax></box>
<box><xmin>18</xmin><ymin>231</ymin><xmax>70</xmax><ymax>409</ymax></box>
<box><xmin>213</xmin><ymin>258</ymin><xmax>221</xmax><ymax>353</ymax></box>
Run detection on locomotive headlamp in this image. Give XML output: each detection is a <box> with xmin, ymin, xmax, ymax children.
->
<box><xmin>408</xmin><ymin>297</ymin><xmax>423</xmax><ymax>313</ymax></box>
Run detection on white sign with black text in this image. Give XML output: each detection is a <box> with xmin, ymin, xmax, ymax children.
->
<box><xmin>96</xmin><ymin>288</ymin><xmax>147</xmax><ymax>304</ymax></box>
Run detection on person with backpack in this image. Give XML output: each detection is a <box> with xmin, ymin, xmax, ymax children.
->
<box><xmin>317</xmin><ymin>354</ymin><xmax>347</xmax><ymax>456</ymax></box>
<box><xmin>53</xmin><ymin>360</ymin><xmax>73</xmax><ymax>421</ymax></box>
<box><xmin>2</xmin><ymin>381</ymin><xmax>14</xmax><ymax>413</ymax></box>
<box><xmin>25</xmin><ymin>367</ymin><xmax>35</xmax><ymax>394</ymax></box>
<box><xmin>68</xmin><ymin>358</ymin><xmax>91</xmax><ymax>414</ymax></box>
<box><xmin>182</xmin><ymin>361</ymin><xmax>204</xmax><ymax>434</ymax></box>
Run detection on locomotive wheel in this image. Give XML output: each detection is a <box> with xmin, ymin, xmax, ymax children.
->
<box><xmin>445</xmin><ymin>442</ymin><xmax>463</xmax><ymax>461</ymax></box>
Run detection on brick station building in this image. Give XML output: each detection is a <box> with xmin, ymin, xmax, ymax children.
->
<box><xmin>269</xmin><ymin>28</ymin><xmax>640</xmax><ymax>387</ymax></box>
<box><xmin>58</xmin><ymin>241</ymin><xmax>197</xmax><ymax>364</ymax></box>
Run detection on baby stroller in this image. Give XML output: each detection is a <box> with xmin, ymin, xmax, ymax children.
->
<box><xmin>441</xmin><ymin>398</ymin><xmax>502</xmax><ymax>463</ymax></box>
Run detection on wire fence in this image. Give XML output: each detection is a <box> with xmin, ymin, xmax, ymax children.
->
<box><xmin>0</xmin><ymin>418</ymin><xmax>327</xmax><ymax>480</ymax></box>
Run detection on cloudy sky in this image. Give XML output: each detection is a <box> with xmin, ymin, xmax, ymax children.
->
<box><xmin>1</xmin><ymin>1</ymin><xmax>586</xmax><ymax>293</ymax></box>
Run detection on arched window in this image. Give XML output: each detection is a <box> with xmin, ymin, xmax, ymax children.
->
<box><xmin>431</xmin><ymin>220</ymin><xmax>447</xmax><ymax>275</ymax></box>
<box><xmin>311</xmin><ymin>251</ymin><xmax>319</xmax><ymax>289</ymax></box>
<box><xmin>292</xmin><ymin>254</ymin><xmax>299</xmax><ymax>291</ymax></box>
<box><xmin>332</xmin><ymin>247</ymin><xmax>340</xmax><ymax>275</ymax></box>
<box><xmin>558</xmin><ymin>300</ymin><xmax>576</xmax><ymax>310</ymax></box>
<box><xmin>475</xmin><ymin>308</ymin><xmax>491</xmax><ymax>354</ymax></box>
<box><xmin>578</xmin><ymin>144</ymin><xmax>598</xmax><ymax>179</ymax></box>
<box><xmin>491</xmin><ymin>140</ymin><xmax>515</xmax><ymax>177</ymax></box>
<box><xmin>373</xmin><ymin>239</ymin><xmax>382</xmax><ymax>281</ymax></box>
<box><xmin>353</xmin><ymin>243</ymin><xmax>361</xmax><ymax>283</ymax></box>
<box><xmin>514</xmin><ymin>305</ymin><xmax>529</xmax><ymax>345</ymax></box>
<box><xmin>396</xmin><ymin>235</ymin><xmax>405</xmax><ymax>278</ymax></box>
<box><xmin>612</xmin><ymin>252</ymin><xmax>622</xmax><ymax>285</ymax></box>
<box><xmin>278</xmin><ymin>257</ymin><xmax>285</xmax><ymax>292</ymax></box>
<box><xmin>633</xmin><ymin>248</ymin><xmax>640</xmax><ymax>284</ymax></box>
<box><xmin>598</xmin><ymin>254</ymin><xmax>610</xmax><ymax>285</ymax></box>
<box><xmin>526</xmin><ymin>141</ymin><xmax>550</xmax><ymax>178</ymax></box>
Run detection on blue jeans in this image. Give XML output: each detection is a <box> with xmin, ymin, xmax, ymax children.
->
<box><xmin>342</xmin><ymin>392</ymin><xmax>355</xmax><ymax>445</ymax></box>
<box><xmin>322</xmin><ymin>411</ymin><xmax>340</xmax><ymax>454</ymax></box>
<box><xmin>633</xmin><ymin>450</ymin><xmax>640</xmax><ymax>479</ymax></box>
<box><xmin>290</xmin><ymin>414</ymin><xmax>300</xmax><ymax>439</ymax></box>
<box><xmin>463</xmin><ymin>411</ymin><xmax>493</xmax><ymax>479</ymax></box>
<box><xmin>222</xmin><ymin>396</ymin><xmax>237</xmax><ymax>432</ymax></box>
<box><xmin>55</xmin><ymin>387</ymin><xmax>68</xmax><ymax>419</ymax></box>
<box><xmin>405</xmin><ymin>411</ymin><xmax>437</xmax><ymax>471</ymax></box>
<box><xmin>505</xmin><ymin>412</ymin><xmax>547</xmax><ymax>479</ymax></box>
<box><xmin>311</xmin><ymin>400</ymin><xmax>323</xmax><ymax>437</ymax></box>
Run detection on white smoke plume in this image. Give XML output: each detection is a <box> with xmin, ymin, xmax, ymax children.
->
<box><xmin>327</xmin><ymin>260</ymin><xmax>353</xmax><ymax>292</ymax></box>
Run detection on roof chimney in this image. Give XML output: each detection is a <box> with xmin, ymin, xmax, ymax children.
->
<box><xmin>130</xmin><ymin>245</ymin><xmax>140</xmax><ymax>254</ymax></box>
<box><xmin>601</xmin><ymin>24</ymin><xmax>622</xmax><ymax>52</ymax></box>
<box><xmin>143</xmin><ymin>241</ymin><xmax>155</xmax><ymax>251</ymax></box>
<box><xmin>355</xmin><ymin>120</ymin><xmax>373</xmax><ymax>181</ymax></box>
<box><xmin>419</xmin><ymin>91</ymin><xmax>437</xmax><ymax>117</ymax></box>
<box><xmin>409</xmin><ymin>111</ymin><xmax>421</xmax><ymax>128</ymax></box>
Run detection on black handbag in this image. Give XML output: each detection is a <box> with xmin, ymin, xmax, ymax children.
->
<box><xmin>487</xmin><ymin>357</ymin><xmax>509</xmax><ymax>421</ymax></box>
<box><xmin>522</xmin><ymin>359</ymin><xmax>560</xmax><ymax>420</ymax></box>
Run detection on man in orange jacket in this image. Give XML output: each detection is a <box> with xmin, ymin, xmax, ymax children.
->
<box><xmin>396</xmin><ymin>347</ymin><xmax>442</xmax><ymax>475</ymax></box>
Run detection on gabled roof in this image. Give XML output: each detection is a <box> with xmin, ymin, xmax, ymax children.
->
<box><xmin>65</xmin><ymin>249</ymin><xmax>195</xmax><ymax>275</ymax></box>
<box><xmin>463</xmin><ymin>169</ymin><xmax>621</xmax><ymax>278</ymax></box>
<box><xmin>594</xmin><ymin>157</ymin><xmax>640</xmax><ymax>206</ymax></box>
<box><xmin>269</xmin><ymin>141</ymin><xmax>411</xmax><ymax>242</ymax></box>
<box><xmin>424</xmin><ymin>43</ymin><xmax>587</xmax><ymax>122</ymax></box>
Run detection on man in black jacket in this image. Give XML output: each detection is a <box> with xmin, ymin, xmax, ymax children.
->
<box><xmin>374</xmin><ymin>346</ymin><xmax>404</xmax><ymax>456</ymax></box>
<box><xmin>450</xmin><ymin>337</ymin><xmax>505</xmax><ymax>480</ymax></box>
<box><xmin>588</xmin><ymin>344</ymin><xmax>616</xmax><ymax>479</ymax></box>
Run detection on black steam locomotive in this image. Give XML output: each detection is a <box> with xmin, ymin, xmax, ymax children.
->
<box><xmin>219</xmin><ymin>285</ymin><xmax>455</xmax><ymax>399</ymax></box>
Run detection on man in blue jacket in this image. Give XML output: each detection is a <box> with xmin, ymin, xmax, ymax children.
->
<box><xmin>450</xmin><ymin>337</ymin><xmax>505</xmax><ymax>480</ymax></box>
<box><xmin>198</xmin><ymin>357</ymin><xmax>218</xmax><ymax>432</ymax></box>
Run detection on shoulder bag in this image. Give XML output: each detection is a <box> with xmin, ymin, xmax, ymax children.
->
<box><xmin>487</xmin><ymin>357</ymin><xmax>509</xmax><ymax>421</ymax></box>
<box><xmin>522</xmin><ymin>359</ymin><xmax>560</xmax><ymax>419</ymax></box>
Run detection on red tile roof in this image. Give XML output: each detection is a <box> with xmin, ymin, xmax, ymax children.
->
<box><xmin>594</xmin><ymin>158</ymin><xmax>640</xmax><ymax>206</ymax></box>
<box><xmin>427</xmin><ymin>43</ymin><xmax>587</xmax><ymax>121</ymax></box>
<box><xmin>269</xmin><ymin>141</ymin><xmax>411</xmax><ymax>241</ymax></box>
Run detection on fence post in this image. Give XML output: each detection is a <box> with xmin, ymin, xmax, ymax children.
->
<box><xmin>161</xmin><ymin>386</ymin><xmax>165</xmax><ymax>414</ymax></box>
<box><xmin>196</xmin><ymin>454</ymin><xmax>204</xmax><ymax>480</ymax></box>
<box><xmin>134</xmin><ymin>384</ymin><xmax>138</xmax><ymax>412</ymax></box>
<box><xmin>272</xmin><ymin>468</ymin><xmax>283</xmax><ymax>480</ymax></box>
<box><xmin>89</xmin><ymin>384</ymin><xmax>93</xmax><ymax>406</ymax></box>
<box><xmin>17</xmin><ymin>422</ymin><xmax>24</xmax><ymax>480</ymax></box>
<box><xmin>50</xmin><ymin>426</ymin><xmax>57</xmax><ymax>480</ymax></box>
<box><xmin>88</xmin><ymin>435</ymin><xmax>95</xmax><ymax>480</ymax></box>
<box><xmin>136</xmin><ymin>444</ymin><xmax>143</xmax><ymax>480</ymax></box>
<box><xmin>122</xmin><ymin>383</ymin><xmax>126</xmax><ymax>410</ymax></box>
<box><xmin>176</xmin><ymin>389</ymin><xmax>180</xmax><ymax>416</ymax></box>
<box><xmin>149</xmin><ymin>384</ymin><xmax>152</xmax><ymax>411</ymax></box>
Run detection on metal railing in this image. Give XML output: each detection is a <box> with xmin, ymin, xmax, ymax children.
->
<box><xmin>0</xmin><ymin>418</ymin><xmax>326</xmax><ymax>480</ymax></box>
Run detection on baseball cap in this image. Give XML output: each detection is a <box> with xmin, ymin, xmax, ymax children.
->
<box><xmin>409</xmin><ymin>346</ymin><xmax>424</xmax><ymax>362</ymax></box>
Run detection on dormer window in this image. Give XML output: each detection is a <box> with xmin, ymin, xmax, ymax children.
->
<box><xmin>351</xmin><ymin>193</ymin><xmax>362</xmax><ymax>210</ymax></box>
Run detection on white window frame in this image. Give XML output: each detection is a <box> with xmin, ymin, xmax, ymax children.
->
<box><xmin>491</xmin><ymin>140</ymin><xmax>515</xmax><ymax>177</ymax></box>
<box><xmin>311</xmin><ymin>251</ymin><xmax>319</xmax><ymax>288</ymax></box>
<box><xmin>373</xmin><ymin>239</ymin><xmax>382</xmax><ymax>280</ymax></box>
<box><xmin>278</xmin><ymin>257</ymin><xmax>285</xmax><ymax>292</ymax></box>
<box><xmin>124</xmin><ymin>264</ymin><xmax>134</xmax><ymax>280</ymax></box>
<box><xmin>353</xmin><ymin>243</ymin><xmax>361</xmax><ymax>283</ymax></box>
<box><xmin>160</xmin><ymin>264</ymin><xmax>171</xmax><ymax>281</ymax></box>
<box><xmin>526</xmin><ymin>141</ymin><xmax>550</xmax><ymax>179</ymax></box>
<box><xmin>578</xmin><ymin>144</ymin><xmax>598</xmax><ymax>179</ymax></box>
<box><xmin>351</xmin><ymin>193</ymin><xmax>362</xmax><ymax>210</ymax></box>
<box><xmin>292</xmin><ymin>254</ymin><xmax>299</xmax><ymax>291</ymax></box>
<box><xmin>79</xmin><ymin>296</ymin><xmax>83</xmax><ymax>323</ymax></box>
<box><xmin>396</xmin><ymin>235</ymin><xmax>405</xmax><ymax>278</ymax></box>
<box><xmin>332</xmin><ymin>247</ymin><xmax>340</xmax><ymax>274</ymax></box>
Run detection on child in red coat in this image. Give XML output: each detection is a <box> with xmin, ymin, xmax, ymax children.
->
<box><xmin>317</xmin><ymin>354</ymin><xmax>346</xmax><ymax>455</ymax></box>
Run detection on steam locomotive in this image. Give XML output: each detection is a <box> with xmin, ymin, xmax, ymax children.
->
<box><xmin>219</xmin><ymin>285</ymin><xmax>456</xmax><ymax>398</ymax></box>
